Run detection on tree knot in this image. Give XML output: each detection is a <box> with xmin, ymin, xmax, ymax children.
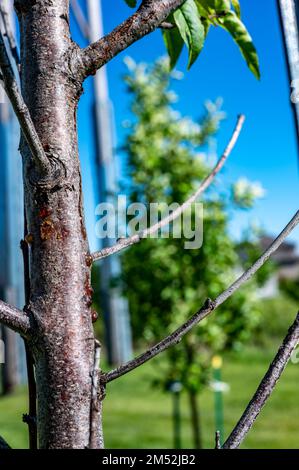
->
<box><xmin>22</xmin><ymin>413</ymin><xmax>37</xmax><ymax>425</ymax></box>
<box><xmin>203</xmin><ymin>298</ymin><xmax>216</xmax><ymax>311</ymax></box>
<box><xmin>29</xmin><ymin>153</ymin><xmax>68</xmax><ymax>191</ymax></box>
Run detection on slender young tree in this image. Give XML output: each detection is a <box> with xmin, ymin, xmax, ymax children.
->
<box><xmin>120</xmin><ymin>58</ymin><xmax>266</xmax><ymax>449</ymax></box>
<box><xmin>0</xmin><ymin>0</ymin><xmax>298</xmax><ymax>449</ymax></box>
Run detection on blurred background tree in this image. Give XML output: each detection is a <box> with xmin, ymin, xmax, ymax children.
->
<box><xmin>119</xmin><ymin>58</ymin><xmax>269</xmax><ymax>448</ymax></box>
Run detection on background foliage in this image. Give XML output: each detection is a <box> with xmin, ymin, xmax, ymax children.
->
<box><xmin>120</xmin><ymin>58</ymin><xmax>266</xmax><ymax>417</ymax></box>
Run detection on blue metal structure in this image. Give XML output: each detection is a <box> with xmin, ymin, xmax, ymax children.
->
<box><xmin>85</xmin><ymin>0</ymin><xmax>133</xmax><ymax>365</ymax></box>
<box><xmin>278</xmin><ymin>0</ymin><xmax>299</xmax><ymax>162</ymax></box>
<box><xmin>0</xmin><ymin>0</ymin><xmax>132</xmax><ymax>383</ymax></box>
<box><xmin>0</xmin><ymin>98</ymin><xmax>26</xmax><ymax>386</ymax></box>
<box><xmin>0</xmin><ymin>6</ymin><xmax>26</xmax><ymax>388</ymax></box>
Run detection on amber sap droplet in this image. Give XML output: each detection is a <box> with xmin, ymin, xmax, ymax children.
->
<box><xmin>40</xmin><ymin>219</ymin><xmax>55</xmax><ymax>241</ymax></box>
<box><xmin>86</xmin><ymin>254</ymin><xmax>93</xmax><ymax>267</ymax></box>
<box><xmin>91</xmin><ymin>310</ymin><xmax>98</xmax><ymax>323</ymax></box>
<box><xmin>39</xmin><ymin>207</ymin><xmax>52</xmax><ymax>219</ymax></box>
<box><xmin>25</xmin><ymin>233</ymin><xmax>34</xmax><ymax>245</ymax></box>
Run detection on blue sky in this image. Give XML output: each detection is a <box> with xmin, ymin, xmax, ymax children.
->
<box><xmin>75</xmin><ymin>0</ymin><xmax>299</xmax><ymax>251</ymax></box>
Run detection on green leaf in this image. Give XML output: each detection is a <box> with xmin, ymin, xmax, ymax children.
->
<box><xmin>214</xmin><ymin>0</ymin><xmax>231</xmax><ymax>9</ymax></box>
<box><xmin>124</xmin><ymin>0</ymin><xmax>137</xmax><ymax>7</ymax></box>
<box><xmin>163</xmin><ymin>26</ymin><xmax>184</xmax><ymax>69</ymax></box>
<box><xmin>174</xmin><ymin>0</ymin><xmax>205</xmax><ymax>69</ymax></box>
<box><xmin>194</xmin><ymin>0</ymin><xmax>213</xmax><ymax>15</ymax></box>
<box><xmin>194</xmin><ymin>1</ymin><xmax>213</xmax><ymax>34</ymax></box>
<box><xmin>202</xmin><ymin>0</ymin><xmax>230</xmax><ymax>10</ymax></box>
<box><xmin>231</xmin><ymin>0</ymin><xmax>241</xmax><ymax>17</ymax></box>
<box><xmin>221</xmin><ymin>11</ymin><xmax>260</xmax><ymax>79</ymax></box>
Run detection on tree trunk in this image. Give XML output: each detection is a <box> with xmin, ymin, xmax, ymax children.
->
<box><xmin>16</xmin><ymin>0</ymin><xmax>102</xmax><ymax>449</ymax></box>
<box><xmin>188</xmin><ymin>390</ymin><xmax>202</xmax><ymax>449</ymax></box>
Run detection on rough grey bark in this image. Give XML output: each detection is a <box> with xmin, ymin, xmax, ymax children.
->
<box><xmin>16</xmin><ymin>0</ymin><xmax>98</xmax><ymax>449</ymax></box>
<box><xmin>77</xmin><ymin>0</ymin><xmax>187</xmax><ymax>77</ymax></box>
<box><xmin>1</xmin><ymin>0</ymin><xmax>198</xmax><ymax>450</ymax></box>
<box><xmin>0</xmin><ymin>299</ymin><xmax>30</xmax><ymax>335</ymax></box>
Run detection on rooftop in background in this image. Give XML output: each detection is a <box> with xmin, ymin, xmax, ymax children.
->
<box><xmin>260</xmin><ymin>236</ymin><xmax>299</xmax><ymax>276</ymax></box>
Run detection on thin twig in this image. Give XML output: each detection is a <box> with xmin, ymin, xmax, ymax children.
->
<box><xmin>0</xmin><ymin>30</ymin><xmax>50</xmax><ymax>174</ymax></box>
<box><xmin>0</xmin><ymin>2</ymin><xmax>20</xmax><ymax>70</ymax></box>
<box><xmin>23</xmin><ymin>350</ymin><xmax>37</xmax><ymax>449</ymax></box>
<box><xmin>21</xmin><ymin>212</ymin><xmax>37</xmax><ymax>450</ymax></box>
<box><xmin>223</xmin><ymin>311</ymin><xmax>299</xmax><ymax>449</ymax></box>
<box><xmin>89</xmin><ymin>340</ymin><xmax>103</xmax><ymax>449</ymax></box>
<box><xmin>78</xmin><ymin>0</ymin><xmax>187</xmax><ymax>78</ymax></box>
<box><xmin>215</xmin><ymin>430</ymin><xmax>221</xmax><ymax>449</ymax></box>
<box><xmin>103</xmin><ymin>210</ymin><xmax>299</xmax><ymax>383</ymax></box>
<box><xmin>92</xmin><ymin>115</ymin><xmax>245</xmax><ymax>262</ymax></box>
<box><xmin>214</xmin><ymin>209</ymin><xmax>299</xmax><ymax>308</ymax></box>
<box><xmin>0</xmin><ymin>299</ymin><xmax>31</xmax><ymax>337</ymax></box>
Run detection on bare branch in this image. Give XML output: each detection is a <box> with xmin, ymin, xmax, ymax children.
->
<box><xmin>0</xmin><ymin>30</ymin><xmax>50</xmax><ymax>174</ymax></box>
<box><xmin>89</xmin><ymin>340</ymin><xmax>103</xmax><ymax>449</ymax></box>
<box><xmin>0</xmin><ymin>435</ymin><xmax>11</xmax><ymax>449</ymax></box>
<box><xmin>0</xmin><ymin>2</ymin><xmax>20</xmax><ymax>70</ymax></box>
<box><xmin>0</xmin><ymin>300</ymin><xmax>31</xmax><ymax>337</ymax></box>
<box><xmin>77</xmin><ymin>0</ymin><xmax>186</xmax><ymax>78</ymax></box>
<box><xmin>104</xmin><ymin>298</ymin><xmax>215</xmax><ymax>384</ymax></box>
<box><xmin>223</xmin><ymin>311</ymin><xmax>299</xmax><ymax>449</ymax></box>
<box><xmin>102</xmin><ymin>210</ymin><xmax>299</xmax><ymax>383</ymax></box>
<box><xmin>92</xmin><ymin>114</ymin><xmax>245</xmax><ymax>263</ymax></box>
<box><xmin>23</xmin><ymin>350</ymin><xmax>37</xmax><ymax>449</ymax></box>
<box><xmin>214</xmin><ymin>209</ymin><xmax>299</xmax><ymax>308</ymax></box>
<box><xmin>215</xmin><ymin>431</ymin><xmax>221</xmax><ymax>449</ymax></box>
<box><xmin>21</xmin><ymin>218</ymin><xmax>37</xmax><ymax>450</ymax></box>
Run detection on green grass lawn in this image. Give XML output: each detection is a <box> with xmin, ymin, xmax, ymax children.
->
<box><xmin>0</xmin><ymin>344</ymin><xmax>299</xmax><ymax>449</ymax></box>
